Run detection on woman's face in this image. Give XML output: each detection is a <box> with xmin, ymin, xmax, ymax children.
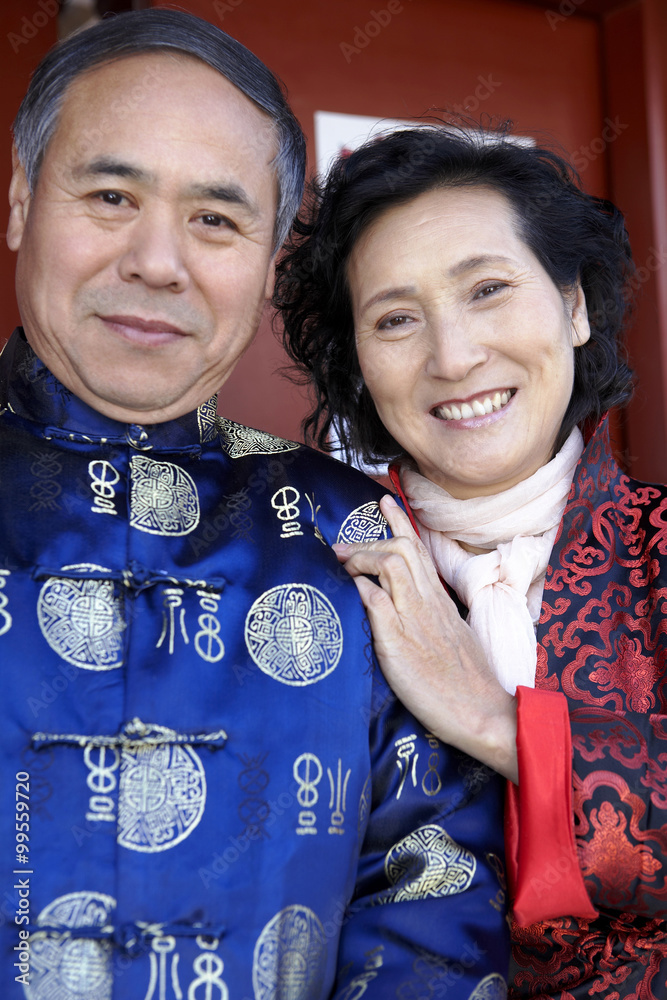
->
<box><xmin>348</xmin><ymin>185</ymin><xmax>590</xmax><ymax>498</ymax></box>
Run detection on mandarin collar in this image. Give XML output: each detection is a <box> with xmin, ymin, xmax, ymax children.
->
<box><xmin>0</xmin><ymin>329</ymin><xmax>219</xmax><ymax>454</ymax></box>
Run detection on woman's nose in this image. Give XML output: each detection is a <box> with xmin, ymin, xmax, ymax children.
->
<box><xmin>425</xmin><ymin>314</ymin><xmax>489</xmax><ymax>382</ymax></box>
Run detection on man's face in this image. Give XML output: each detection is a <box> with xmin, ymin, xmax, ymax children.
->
<box><xmin>7</xmin><ymin>52</ymin><xmax>279</xmax><ymax>423</ymax></box>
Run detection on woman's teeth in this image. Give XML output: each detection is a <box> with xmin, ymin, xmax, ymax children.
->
<box><xmin>434</xmin><ymin>390</ymin><xmax>513</xmax><ymax>421</ymax></box>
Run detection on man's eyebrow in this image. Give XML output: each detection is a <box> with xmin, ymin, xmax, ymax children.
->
<box><xmin>72</xmin><ymin>162</ymin><xmax>257</xmax><ymax>215</ymax></box>
<box><xmin>186</xmin><ymin>182</ymin><xmax>257</xmax><ymax>214</ymax></box>
<box><xmin>73</xmin><ymin>158</ymin><xmax>152</xmax><ymax>182</ymax></box>
<box><xmin>448</xmin><ymin>254</ymin><xmax>517</xmax><ymax>276</ymax></box>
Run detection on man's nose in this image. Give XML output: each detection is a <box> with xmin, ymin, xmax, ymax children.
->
<box><xmin>425</xmin><ymin>311</ymin><xmax>489</xmax><ymax>383</ymax></box>
<box><xmin>118</xmin><ymin>209</ymin><xmax>189</xmax><ymax>291</ymax></box>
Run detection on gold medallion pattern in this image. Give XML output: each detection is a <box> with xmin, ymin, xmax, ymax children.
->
<box><xmin>337</xmin><ymin>503</ymin><xmax>388</xmax><ymax>545</ymax></box>
<box><xmin>252</xmin><ymin>905</ymin><xmax>327</xmax><ymax>1000</ymax></box>
<box><xmin>129</xmin><ymin>456</ymin><xmax>200</xmax><ymax>536</ymax></box>
<box><xmin>27</xmin><ymin>891</ymin><xmax>115</xmax><ymax>1000</ymax></box>
<box><xmin>384</xmin><ymin>824</ymin><xmax>476</xmax><ymax>901</ymax></box>
<box><xmin>245</xmin><ymin>584</ymin><xmax>343</xmax><ymax>686</ymax></box>
<box><xmin>217</xmin><ymin>417</ymin><xmax>300</xmax><ymax>459</ymax></box>
<box><xmin>118</xmin><ymin>743</ymin><xmax>206</xmax><ymax>853</ymax></box>
<box><xmin>467</xmin><ymin>973</ymin><xmax>508</xmax><ymax>1000</ymax></box>
<box><xmin>37</xmin><ymin>564</ymin><xmax>124</xmax><ymax>671</ymax></box>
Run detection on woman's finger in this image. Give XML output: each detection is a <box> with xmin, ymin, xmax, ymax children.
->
<box><xmin>380</xmin><ymin>494</ymin><xmax>446</xmax><ymax>582</ymax></box>
<box><xmin>338</xmin><ymin>546</ymin><xmax>461</xmax><ymax>632</ymax></box>
<box><xmin>378</xmin><ymin>494</ymin><xmax>417</xmax><ymax>538</ymax></box>
<box><xmin>336</xmin><ymin>546</ymin><xmax>417</xmax><ymax>607</ymax></box>
<box><xmin>351</xmin><ymin>572</ymin><xmax>398</xmax><ymax>620</ymax></box>
<box><xmin>333</xmin><ymin>533</ymin><xmax>442</xmax><ymax>603</ymax></box>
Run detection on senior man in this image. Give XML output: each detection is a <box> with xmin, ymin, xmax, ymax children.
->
<box><xmin>0</xmin><ymin>10</ymin><xmax>508</xmax><ymax>999</ymax></box>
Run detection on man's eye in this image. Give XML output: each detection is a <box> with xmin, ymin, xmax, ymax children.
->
<box><xmin>93</xmin><ymin>191</ymin><xmax>127</xmax><ymax>206</ymax></box>
<box><xmin>199</xmin><ymin>213</ymin><xmax>234</xmax><ymax>229</ymax></box>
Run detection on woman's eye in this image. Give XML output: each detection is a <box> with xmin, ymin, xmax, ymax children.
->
<box><xmin>377</xmin><ymin>314</ymin><xmax>411</xmax><ymax>330</ymax></box>
<box><xmin>474</xmin><ymin>282</ymin><xmax>506</xmax><ymax>299</ymax></box>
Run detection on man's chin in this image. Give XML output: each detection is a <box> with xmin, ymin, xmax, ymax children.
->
<box><xmin>76</xmin><ymin>382</ymin><xmax>197</xmax><ymax>425</ymax></box>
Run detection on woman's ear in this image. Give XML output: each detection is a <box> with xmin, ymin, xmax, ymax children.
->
<box><xmin>571</xmin><ymin>283</ymin><xmax>591</xmax><ymax>347</ymax></box>
<box><xmin>264</xmin><ymin>256</ymin><xmax>276</xmax><ymax>299</ymax></box>
<box><xmin>7</xmin><ymin>147</ymin><xmax>31</xmax><ymax>253</ymax></box>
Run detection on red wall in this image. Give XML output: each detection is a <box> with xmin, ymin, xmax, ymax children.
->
<box><xmin>602</xmin><ymin>0</ymin><xmax>667</xmax><ymax>480</ymax></box>
<box><xmin>0</xmin><ymin>1</ymin><xmax>58</xmax><ymax>326</ymax></box>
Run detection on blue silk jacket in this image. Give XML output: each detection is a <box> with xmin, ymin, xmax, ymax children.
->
<box><xmin>0</xmin><ymin>330</ymin><xmax>509</xmax><ymax>1000</ymax></box>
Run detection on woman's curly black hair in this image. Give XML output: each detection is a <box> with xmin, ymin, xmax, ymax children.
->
<box><xmin>274</xmin><ymin>122</ymin><xmax>635</xmax><ymax>465</ymax></box>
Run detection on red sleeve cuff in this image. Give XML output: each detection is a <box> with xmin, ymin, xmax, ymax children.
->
<box><xmin>506</xmin><ymin>685</ymin><xmax>597</xmax><ymax>926</ymax></box>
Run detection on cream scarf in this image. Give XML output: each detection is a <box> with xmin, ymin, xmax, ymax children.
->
<box><xmin>399</xmin><ymin>428</ymin><xmax>584</xmax><ymax>695</ymax></box>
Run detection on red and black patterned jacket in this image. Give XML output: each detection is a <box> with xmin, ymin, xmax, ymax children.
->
<box><xmin>511</xmin><ymin>416</ymin><xmax>667</xmax><ymax>998</ymax></box>
<box><xmin>395</xmin><ymin>416</ymin><xmax>667</xmax><ymax>999</ymax></box>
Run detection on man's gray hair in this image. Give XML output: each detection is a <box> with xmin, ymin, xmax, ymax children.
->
<box><xmin>12</xmin><ymin>8</ymin><xmax>305</xmax><ymax>250</ymax></box>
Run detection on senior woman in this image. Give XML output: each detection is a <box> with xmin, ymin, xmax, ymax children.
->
<box><xmin>276</xmin><ymin>125</ymin><xmax>667</xmax><ymax>998</ymax></box>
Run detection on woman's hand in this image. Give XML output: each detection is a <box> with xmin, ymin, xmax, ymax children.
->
<box><xmin>333</xmin><ymin>494</ymin><xmax>519</xmax><ymax>783</ymax></box>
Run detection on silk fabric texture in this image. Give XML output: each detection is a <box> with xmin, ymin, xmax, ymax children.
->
<box><xmin>399</xmin><ymin>427</ymin><xmax>584</xmax><ymax>694</ymax></box>
<box><xmin>0</xmin><ymin>330</ymin><xmax>509</xmax><ymax>1000</ymax></box>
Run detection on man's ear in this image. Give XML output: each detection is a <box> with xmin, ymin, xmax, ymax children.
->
<box><xmin>571</xmin><ymin>283</ymin><xmax>591</xmax><ymax>347</ymax></box>
<box><xmin>7</xmin><ymin>146</ymin><xmax>31</xmax><ymax>252</ymax></box>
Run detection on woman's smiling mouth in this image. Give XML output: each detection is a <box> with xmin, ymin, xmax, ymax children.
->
<box><xmin>432</xmin><ymin>389</ymin><xmax>516</xmax><ymax>421</ymax></box>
